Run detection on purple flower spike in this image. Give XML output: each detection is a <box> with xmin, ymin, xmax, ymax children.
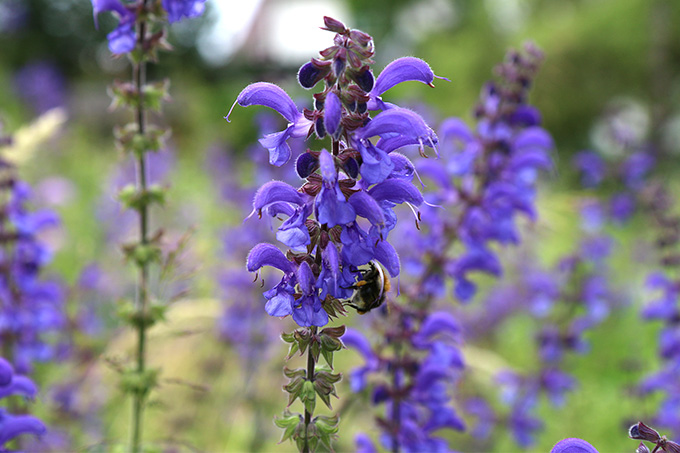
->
<box><xmin>550</xmin><ymin>438</ymin><xmax>599</xmax><ymax>453</ymax></box>
<box><xmin>246</xmin><ymin>243</ymin><xmax>295</xmax><ymax>274</ymax></box>
<box><xmin>324</xmin><ymin>91</ymin><xmax>342</xmax><ymax>138</ymax></box>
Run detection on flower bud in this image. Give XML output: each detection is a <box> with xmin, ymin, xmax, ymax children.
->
<box><xmin>298</xmin><ymin>62</ymin><xmax>322</xmax><ymax>89</ymax></box>
<box><xmin>355</xmin><ymin>67</ymin><xmax>375</xmax><ymax>93</ymax></box>
<box><xmin>322</xmin><ymin>16</ymin><xmax>347</xmax><ymax>34</ymax></box>
<box><xmin>296</xmin><ymin>152</ymin><xmax>318</xmax><ymax>179</ymax></box>
<box><xmin>629</xmin><ymin>422</ymin><xmax>660</xmax><ymax>442</ymax></box>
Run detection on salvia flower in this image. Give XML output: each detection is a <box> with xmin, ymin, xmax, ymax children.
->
<box><xmin>231</xmin><ymin>17</ymin><xmax>442</xmax><ymax>327</ymax></box>
<box><xmin>344</xmin><ymin>309</ymin><xmax>465</xmax><ymax>452</ymax></box>
<box><xmin>0</xmin><ymin>356</ymin><xmax>46</xmax><ymax>448</ymax></box>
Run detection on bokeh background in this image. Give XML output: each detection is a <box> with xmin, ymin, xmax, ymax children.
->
<box><xmin>1</xmin><ymin>0</ymin><xmax>680</xmax><ymax>451</ymax></box>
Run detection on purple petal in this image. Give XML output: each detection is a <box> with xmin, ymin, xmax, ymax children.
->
<box><xmin>368</xmin><ymin>179</ymin><xmax>423</xmax><ymax>206</ymax></box>
<box><xmin>513</xmin><ymin>127</ymin><xmax>554</xmax><ymax>152</ymax></box>
<box><xmin>258</xmin><ymin>129</ymin><xmax>293</xmax><ymax>166</ymax></box>
<box><xmin>359</xmin><ymin>109</ymin><xmax>437</xmax><ymax>150</ymax></box>
<box><xmin>316</xmin><ymin>185</ymin><xmax>356</xmax><ymax>227</ymax></box>
<box><xmin>417</xmin><ymin>311</ymin><xmax>461</xmax><ymax>341</ymax></box>
<box><xmin>348</xmin><ymin>191</ymin><xmax>386</xmax><ymax>226</ymax></box>
<box><xmin>107</xmin><ymin>21</ymin><xmax>136</xmax><ymax>54</ymax></box>
<box><xmin>373</xmin><ymin>240</ymin><xmax>400</xmax><ymax>277</ymax></box>
<box><xmin>550</xmin><ymin>438</ymin><xmax>599</xmax><ymax>453</ymax></box>
<box><xmin>371</xmin><ymin>57</ymin><xmax>440</xmax><ymax>97</ymax></box>
<box><xmin>324</xmin><ymin>91</ymin><xmax>342</xmax><ymax>137</ymax></box>
<box><xmin>0</xmin><ymin>358</ymin><xmax>13</xmax><ymax>387</ymax></box>
<box><xmin>386</xmin><ymin>153</ymin><xmax>417</xmax><ymax>182</ymax></box>
<box><xmin>0</xmin><ymin>412</ymin><xmax>46</xmax><ymax>445</ymax></box>
<box><xmin>440</xmin><ymin>117</ymin><xmax>474</xmax><ymax>143</ymax></box>
<box><xmin>297</xmin><ymin>261</ymin><xmax>315</xmax><ymax>295</ymax></box>
<box><xmin>246</xmin><ymin>243</ymin><xmax>295</xmax><ymax>273</ymax></box>
<box><xmin>0</xmin><ymin>375</ymin><xmax>38</xmax><ymax>399</ymax></box>
<box><xmin>252</xmin><ymin>181</ymin><xmax>304</xmax><ymax>215</ymax></box>
<box><xmin>228</xmin><ymin>82</ymin><xmax>300</xmax><ymax>123</ymax></box>
<box><xmin>319</xmin><ymin>149</ymin><xmax>337</xmax><ymax>184</ymax></box>
<box><xmin>342</xmin><ymin>329</ymin><xmax>376</xmax><ymax>359</ymax></box>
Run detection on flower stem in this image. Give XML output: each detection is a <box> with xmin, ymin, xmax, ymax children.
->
<box><xmin>391</xmin><ymin>337</ymin><xmax>401</xmax><ymax>453</ymax></box>
<box><xmin>131</xmin><ymin>4</ymin><xmax>149</xmax><ymax>452</ymax></box>
<box><xmin>303</xmin><ymin>325</ymin><xmax>317</xmax><ymax>453</ymax></box>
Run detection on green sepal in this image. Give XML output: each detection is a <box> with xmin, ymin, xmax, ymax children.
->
<box><xmin>314</xmin><ymin>414</ymin><xmax>339</xmax><ymax>451</ymax></box>
<box><xmin>282</xmin><ymin>331</ymin><xmax>300</xmax><ymax>359</ymax></box>
<box><xmin>283</xmin><ymin>376</ymin><xmax>305</xmax><ymax>407</ymax></box>
<box><xmin>117</xmin><ymin>300</ymin><xmax>167</xmax><ymax>330</ymax></box>
<box><xmin>118</xmin><ymin>184</ymin><xmax>167</xmax><ymax>212</ymax></box>
<box><xmin>274</xmin><ymin>410</ymin><xmax>302</xmax><ymax>444</ymax></box>
<box><xmin>122</xmin><ymin>242</ymin><xmax>162</xmax><ymax>267</ymax></box>
<box><xmin>114</xmin><ymin>123</ymin><xmax>167</xmax><ymax>157</ymax></box>
<box><xmin>319</xmin><ymin>325</ymin><xmax>345</xmax><ymax>368</ymax></box>
<box><xmin>296</xmin><ymin>329</ymin><xmax>311</xmax><ymax>356</ymax></box>
<box><xmin>321</xmin><ymin>295</ymin><xmax>347</xmax><ymax>320</ymax></box>
<box><xmin>142</xmin><ymin>79</ymin><xmax>171</xmax><ymax>112</ymax></box>
<box><xmin>120</xmin><ymin>367</ymin><xmax>159</xmax><ymax>397</ymax></box>
<box><xmin>301</xmin><ymin>379</ymin><xmax>316</xmax><ymax>415</ymax></box>
<box><xmin>310</xmin><ymin>338</ymin><xmax>321</xmax><ymax>363</ymax></box>
<box><xmin>313</xmin><ymin>370</ymin><xmax>341</xmax><ymax>410</ymax></box>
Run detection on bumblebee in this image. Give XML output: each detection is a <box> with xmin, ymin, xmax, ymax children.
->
<box><xmin>344</xmin><ymin>261</ymin><xmax>391</xmax><ymax>314</ymax></box>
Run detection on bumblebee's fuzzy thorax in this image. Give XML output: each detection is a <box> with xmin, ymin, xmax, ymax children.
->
<box><xmin>345</xmin><ymin>261</ymin><xmax>390</xmax><ymax>314</ymax></box>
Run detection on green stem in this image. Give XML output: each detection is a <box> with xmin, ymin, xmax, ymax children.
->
<box><xmin>131</xmin><ymin>3</ymin><xmax>149</xmax><ymax>452</ymax></box>
<box><xmin>302</xmin><ymin>326</ymin><xmax>317</xmax><ymax>453</ymax></box>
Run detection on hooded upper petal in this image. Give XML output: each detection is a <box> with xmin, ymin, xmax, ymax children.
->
<box><xmin>252</xmin><ymin>180</ymin><xmax>304</xmax><ymax>216</ymax></box>
<box><xmin>230</xmin><ymin>82</ymin><xmax>301</xmax><ymax>123</ymax></box>
<box><xmin>368</xmin><ymin>179</ymin><xmax>424</xmax><ymax>206</ymax></box>
<box><xmin>371</xmin><ymin>57</ymin><xmax>440</xmax><ymax>98</ymax></box>
<box><xmin>246</xmin><ymin>243</ymin><xmax>295</xmax><ymax>274</ymax></box>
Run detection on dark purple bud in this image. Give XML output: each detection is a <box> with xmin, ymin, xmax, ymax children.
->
<box><xmin>322</xmin><ymin>16</ymin><xmax>347</xmax><ymax>34</ymax></box>
<box><xmin>550</xmin><ymin>438</ymin><xmax>598</xmax><ymax>453</ymax></box>
<box><xmin>333</xmin><ymin>56</ymin><xmax>346</xmax><ymax>78</ymax></box>
<box><xmin>298</xmin><ymin>62</ymin><xmax>322</xmax><ymax>89</ymax></box>
<box><xmin>349</xmin><ymin>29</ymin><xmax>372</xmax><ymax>47</ymax></box>
<box><xmin>296</xmin><ymin>152</ymin><xmax>318</xmax><ymax>179</ymax></box>
<box><xmin>629</xmin><ymin>422</ymin><xmax>660</xmax><ymax>442</ymax></box>
<box><xmin>372</xmin><ymin>385</ymin><xmax>389</xmax><ymax>404</ymax></box>
<box><xmin>355</xmin><ymin>68</ymin><xmax>375</xmax><ymax>92</ymax></box>
<box><xmin>315</xmin><ymin>117</ymin><xmax>327</xmax><ymax>139</ymax></box>
<box><xmin>314</xmin><ymin>96</ymin><xmax>324</xmax><ymax>111</ymax></box>
<box><xmin>343</xmin><ymin>157</ymin><xmax>359</xmax><ymax>179</ymax></box>
<box><xmin>636</xmin><ymin>443</ymin><xmax>650</xmax><ymax>453</ymax></box>
<box><xmin>348</xmin><ymin>100</ymin><xmax>357</xmax><ymax>112</ymax></box>
<box><xmin>357</xmin><ymin>102</ymin><xmax>367</xmax><ymax>114</ymax></box>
